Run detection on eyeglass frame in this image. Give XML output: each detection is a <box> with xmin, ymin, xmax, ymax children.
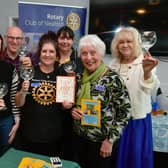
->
<box><xmin>6</xmin><ymin>35</ymin><xmax>23</xmax><ymax>41</ymax></box>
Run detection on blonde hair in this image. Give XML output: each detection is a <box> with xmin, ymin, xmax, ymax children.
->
<box><xmin>111</xmin><ymin>26</ymin><xmax>143</xmax><ymax>59</ymax></box>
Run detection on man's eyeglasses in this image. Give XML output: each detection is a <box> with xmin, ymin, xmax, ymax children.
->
<box><xmin>7</xmin><ymin>36</ymin><xmax>23</xmax><ymax>41</ymax></box>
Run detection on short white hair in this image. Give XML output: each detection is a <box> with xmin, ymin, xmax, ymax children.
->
<box><xmin>78</xmin><ymin>34</ymin><xmax>106</xmax><ymax>57</ymax></box>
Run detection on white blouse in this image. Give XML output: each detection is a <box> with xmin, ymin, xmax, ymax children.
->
<box><xmin>109</xmin><ymin>54</ymin><xmax>160</xmax><ymax>119</ymax></box>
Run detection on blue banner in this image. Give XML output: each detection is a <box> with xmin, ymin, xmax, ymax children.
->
<box><xmin>18</xmin><ymin>2</ymin><xmax>87</xmax><ymax>51</ymax></box>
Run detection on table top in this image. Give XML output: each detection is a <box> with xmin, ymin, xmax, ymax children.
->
<box><xmin>0</xmin><ymin>148</ymin><xmax>81</xmax><ymax>168</ymax></box>
<box><xmin>152</xmin><ymin>114</ymin><xmax>168</xmax><ymax>153</ymax></box>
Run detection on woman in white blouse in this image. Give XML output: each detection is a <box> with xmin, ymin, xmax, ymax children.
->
<box><xmin>109</xmin><ymin>26</ymin><xmax>160</xmax><ymax>168</ymax></box>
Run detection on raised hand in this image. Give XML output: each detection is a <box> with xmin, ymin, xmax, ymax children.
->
<box><xmin>142</xmin><ymin>52</ymin><xmax>158</xmax><ymax>80</ymax></box>
<box><xmin>21</xmin><ymin>80</ymin><xmax>30</xmax><ymax>93</ymax></box>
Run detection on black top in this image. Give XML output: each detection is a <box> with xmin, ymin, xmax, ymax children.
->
<box><xmin>58</xmin><ymin>49</ymin><xmax>84</xmax><ymax>75</ymax></box>
<box><xmin>0</xmin><ymin>61</ymin><xmax>17</xmax><ymax>118</ymax></box>
<box><xmin>58</xmin><ymin>49</ymin><xmax>84</xmax><ymax>136</ymax></box>
<box><xmin>20</xmin><ymin>65</ymin><xmax>64</xmax><ymax>143</ymax></box>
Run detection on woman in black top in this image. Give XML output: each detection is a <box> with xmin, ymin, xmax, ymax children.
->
<box><xmin>15</xmin><ymin>31</ymin><xmax>66</xmax><ymax>156</ymax></box>
<box><xmin>0</xmin><ymin>60</ymin><xmax>19</xmax><ymax>156</ymax></box>
<box><xmin>56</xmin><ymin>26</ymin><xmax>83</xmax><ymax>75</ymax></box>
<box><xmin>56</xmin><ymin>26</ymin><xmax>83</xmax><ymax>160</ymax></box>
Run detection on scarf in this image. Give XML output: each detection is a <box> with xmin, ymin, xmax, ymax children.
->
<box><xmin>76</xmin><ymin>62</ymin><xmax>106</xmax><ymax>107</ymax></box>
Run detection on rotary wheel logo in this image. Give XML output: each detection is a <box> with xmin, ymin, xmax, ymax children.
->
<box><xmin>66</xmin><ymin>12</ymin><xmax>80</xmax><ymax>31</ymax></box>
<box><xmin>32</xmin><ymin>82</ymin><xmax>56</xmax><ymax>106</ymax></box>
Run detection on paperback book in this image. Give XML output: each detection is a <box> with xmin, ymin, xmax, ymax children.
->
<box><xmin>81</xmin><ymin>99</ymin><xmax>101</xmax><ymax>127</ymax></box>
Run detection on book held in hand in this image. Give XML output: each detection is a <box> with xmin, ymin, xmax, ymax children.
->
<box><xmin>81</xmin><ymin>99</ymin><xmax>101</xmax><ymax>127</ymax></box>
<box><xmin>56</xmin><ymin>76</ymin><xmax>76</xmax><ymax>103</ymax></box>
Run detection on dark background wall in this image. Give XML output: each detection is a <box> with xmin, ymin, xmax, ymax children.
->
<box><xmin>89</xmin><ymin>0</ymin><xmax>168</xmax><ymax>55</ymax></box>
<box><xmin>89</xmin><ymin>0</ymin><xmax>168</xmax><ymax>98</ymax></box>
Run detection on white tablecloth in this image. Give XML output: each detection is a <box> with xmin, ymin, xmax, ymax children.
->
<box><xmin>152</xmin><ymin>114</ymin><xmax>168</xmax><ymax>152</ymax></box>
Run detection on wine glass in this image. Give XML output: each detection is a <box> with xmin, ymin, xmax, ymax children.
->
<box><xmin>20</xmin><ymin>66</ymin><xmax>34</xmax><ymax>94</ymax></box>
<box><xmin>141</xmin><ymin>31</ymin><xmax>157</xmax><ymax>52</ymax></box>
<box><xmin>63</xmin><ymin>61</ymin><xmax>76</xmax><ymax>74</ymax></box>
<box><xmin>0</xmin><ymin>82</ymin><xmax>8</xmax><ymax>110</ymax></box>
<box><xmin>18</xmin><ymin>45</ymin><xmax>28</xmax><ymax>57</ymax></box>
<box><xmin>18</xmin><ymin>44</ymin><xmax>29</xmax><ymax>69</ymax></box>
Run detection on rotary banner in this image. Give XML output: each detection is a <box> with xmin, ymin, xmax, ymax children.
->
<box><xmin>18</xmin><ymin>1</ymin><xmax>87</xmax><ymax>52</ymax></box>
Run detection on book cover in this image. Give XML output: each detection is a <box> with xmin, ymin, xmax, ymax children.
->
<box><xmin>81</xmin><ymin>99</ymin><xmax>101</xmax><ymax>127</ymax></box>
<box><xmin>18</xmin><ymin>157</ymin><xmax>52</xmax><ymax>168</ymax></box>
<box><xmin>56</xmin><ymin>76</ymin><xmax>76</xmax><ymax>103</ymax></box>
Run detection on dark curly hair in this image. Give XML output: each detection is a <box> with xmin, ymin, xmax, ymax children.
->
<box><xmin>37</xmin><ymin>31</ymin><xmax>60</xmax><ymax>61</ymax></box>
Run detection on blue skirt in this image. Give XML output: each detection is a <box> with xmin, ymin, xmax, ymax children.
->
<box><xmin>116</xmin><ymin>113</ymin><xmax>153</xmax><ymax>168</ymax></box>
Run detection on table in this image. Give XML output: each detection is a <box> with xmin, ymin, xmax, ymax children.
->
<box><xmin>0</xmin><ymin>148</ymin><xmax>81</xmax><ymax>168</ymax></box>
<box><xmin>152</xmin><ymin>114</ymin><xmax>168</xmax><ymax>152</ymax></box>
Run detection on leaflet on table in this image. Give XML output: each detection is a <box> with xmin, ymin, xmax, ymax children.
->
<box><xmin>56</xmin><ymin>76</ymin><xmax>76</xmax><ymax>103</ymax></box>
<box><xmin>81</xmin><ymin>99</ymin><xmax>101</xmax><ymax>127</ymax></box>
<box><xmin>18</xmin><ymin>157</ymin><xmax>52</xmax><ymax>168</ymax></box>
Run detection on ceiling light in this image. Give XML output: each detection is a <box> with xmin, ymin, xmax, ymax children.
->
<box><xmin>149</xmin><ymin>0</ymin><xmax>160</xmax><ymax>5</ymax></box>
<box><xmin>136</xmin><ymin>8</ymin><xmax>147</xmax><ymax>15</ymax></box>
<box><xmin>129</xmin><ymin>19</ymin><xmax>137</xmax><ymax>24</ymax></box>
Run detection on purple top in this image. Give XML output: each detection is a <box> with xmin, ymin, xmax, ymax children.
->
<box><xmin>1</xmin><ymin>48</ymin><xmax>39</xmax><ymax>72</ymax></box>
